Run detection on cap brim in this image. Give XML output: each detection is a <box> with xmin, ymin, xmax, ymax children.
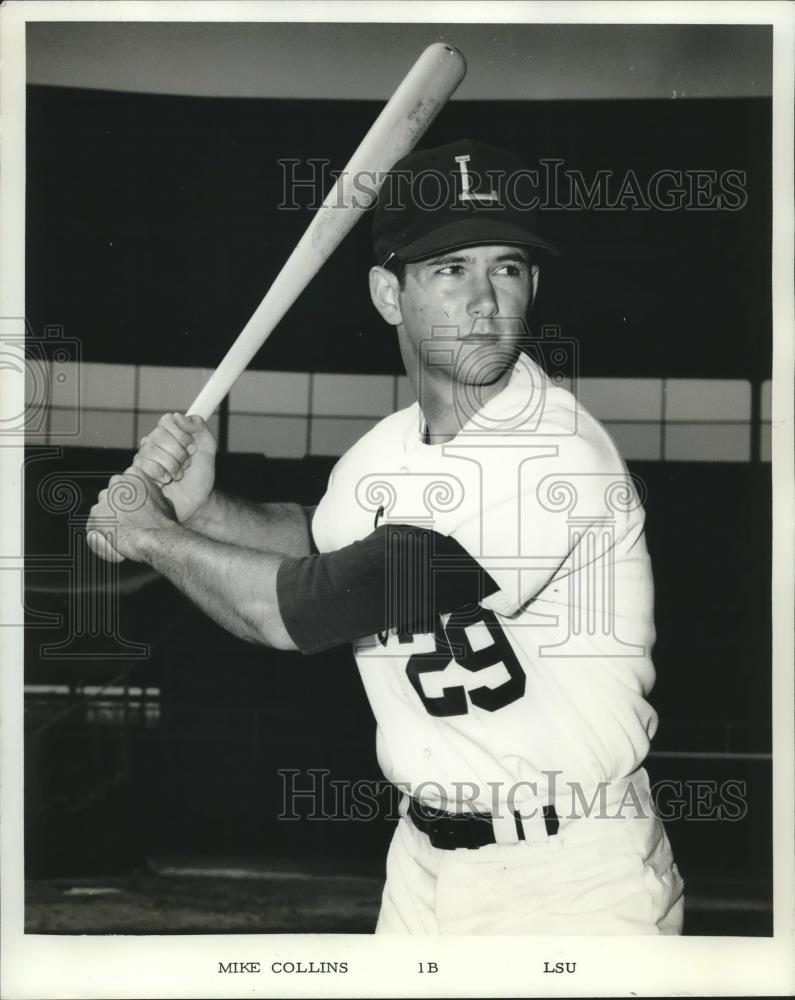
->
<box><xmin>393</xmin><ymin>219</ymin><xmax>558</xmax><ymax>264</ymax></box>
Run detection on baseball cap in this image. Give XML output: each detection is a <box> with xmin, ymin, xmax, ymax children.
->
<box><xmin>372</xmin><ymin>138</ymin><xmax>557</xmax><ymax>266</ymax></box>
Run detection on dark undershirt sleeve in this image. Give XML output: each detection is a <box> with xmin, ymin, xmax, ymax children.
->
<box><xmin>304</xmin><ymin>506</ymin><xmax>319</xmax><ymax>555</ymax></box>
<box><xmin>276</xmin><ymin>525</ymin><xmax>499</xmax><ymax>654</ymax></box>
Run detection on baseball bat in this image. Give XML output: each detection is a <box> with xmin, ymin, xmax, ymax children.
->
<box><xmin>89</xmin><ymin>43</ymin><xmax>466</xmax><ymax>561</ymax></box>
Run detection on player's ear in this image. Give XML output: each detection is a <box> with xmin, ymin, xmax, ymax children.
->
<box><xmin>369</xmin><ymin>266</ymin><xmax>403</xmax><ymax>326</ymax></box>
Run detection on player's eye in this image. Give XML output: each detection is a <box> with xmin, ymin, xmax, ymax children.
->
<box><xmin>493</xmin><ymin>263</ymin><xmax>524</xmax><ymax>277</ymax></box>
<box><xmin>436</xmin><ymin>264</ymin><xmax>465</xmax><ymax>276</ymax></box>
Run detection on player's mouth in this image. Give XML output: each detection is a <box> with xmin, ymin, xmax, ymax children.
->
<box><xmin>460</xmin><ymin>329</ymin><xmax>502</xmax><ymax>342</ymax></box>
<box><xmin>461</xmin><ymin>319</ymin><xmax>524</xmax><ymax>341</ymax></box>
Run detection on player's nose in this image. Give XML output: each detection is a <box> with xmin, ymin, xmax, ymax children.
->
<box><xmin>466</xmin><ymin>274</ymin><xmax>499</xmax><ymax>318</ymax></box>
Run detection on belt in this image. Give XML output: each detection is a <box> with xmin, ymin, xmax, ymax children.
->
<box><xmin>407</xmin><ymin>797</ymin><xmax>560</xmax><ymax>851</ymax></box>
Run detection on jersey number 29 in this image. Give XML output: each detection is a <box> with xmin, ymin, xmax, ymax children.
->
<box><xmin>405</xmin><ymin>604</ymin><xmax>526</xmax><ymax>717</ymax></box>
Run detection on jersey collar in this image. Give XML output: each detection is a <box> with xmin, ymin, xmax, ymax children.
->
<box><xmin>403</xmin><ymin>355</ymin><xmax>552</xmax><ymax>453</ymax></box>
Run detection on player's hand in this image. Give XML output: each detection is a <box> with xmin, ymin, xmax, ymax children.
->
<box><xmin>132</xmin><ymin>412</ymin><xmax>217</xmax><ymax>524</ymax></box>
<box><xmin>87</xmin><ymin>467</ymin><xmax>177</xmax><ymax>563</ymax></box>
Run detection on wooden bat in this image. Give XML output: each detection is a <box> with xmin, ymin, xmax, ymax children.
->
<box><xmin>88</xmin><ymin>43</ymin><xmax>466</xmax><ymax>560</ymax></box>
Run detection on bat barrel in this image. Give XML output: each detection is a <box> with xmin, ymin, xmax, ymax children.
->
<box><xmin>188</xmin><ymin>43</ymin><xmax>466</xmax><ymax>420</ymax></box>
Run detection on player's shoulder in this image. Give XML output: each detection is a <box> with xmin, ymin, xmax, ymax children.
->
<box><xmin>312</xmin><ymin>405</ymin><xmax>418</xmax><ymax>551</ymax></box>
<box><xmin>487</xmin><ymin>361</ymin><xmax>624</xmax><ymax>472</ymax></box>
<box><xmin>541</xmin><ymin>384</ymin><xmax>625</xmax><ymax>472</ymax></box>
<box><xmin>326</xmin><ymin>403</ymin><xmax>418</xmax><ymax>478</ymax></box>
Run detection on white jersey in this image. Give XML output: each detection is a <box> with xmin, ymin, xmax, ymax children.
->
<box><xmin>312</xmin><ymin>357</ymin><xmax>658</xmax><ymax>811</ymax></box>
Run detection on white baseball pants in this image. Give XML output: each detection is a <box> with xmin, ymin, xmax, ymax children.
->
<box><xmin>375</xmin><ymin>783</ymin><xmax>685</xmax><ymax>935</ymax></box>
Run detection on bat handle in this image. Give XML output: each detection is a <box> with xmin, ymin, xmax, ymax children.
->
<box><xmin>88</xmin><ymin>281</ymin><xmax>292</xmax><ymax>561</ymax></box>
<box><xmin>186</xmin><ymin>252</ymin><xmax>305</xmax><ymax>420</ymax></box>
<box><xmin>186</xmin><ymin>366</ymin><xmax>230</xmax><ymax>421</ymax></box>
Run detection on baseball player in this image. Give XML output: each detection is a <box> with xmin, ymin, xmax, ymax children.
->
<box><xmin>89</xmin><ymin>139</ymin><xmax>684</xmax><ymax>935</ymax></box>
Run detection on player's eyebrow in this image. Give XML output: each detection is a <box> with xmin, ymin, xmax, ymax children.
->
<box><xmin>493</xmin><ymin>251</ymin><xmax>530</xmax><ymax>264</ymax></box>
<box><xmin>422</xmin><ymin>253</ymin><xmax>476</xmax><ymax>267</ymax></box>
<box><xmin>422</xmin><ymin>250</ymin><xmax>530</xmax><ymax>268</ymax></box>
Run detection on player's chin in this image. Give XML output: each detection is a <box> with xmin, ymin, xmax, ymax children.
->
<box><xmin>453</xmin><ymin>337</ymin><xmax>521</xmax><ymax>385</ymax></box>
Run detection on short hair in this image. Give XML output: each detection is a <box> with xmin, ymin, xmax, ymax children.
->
<box><xmin>383</xmin><ymin>257</ymin><xmax>407</xmax><ymax>289</ymax></box>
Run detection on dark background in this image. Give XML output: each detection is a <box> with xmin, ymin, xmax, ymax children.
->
<box><xmin>24</xmin><ymin>82</ymin><xmax>772</xmax><ymax>935</ymax></box>
<box><xmin>26</xmin><ymin>86</ymin><xmax>771</xmax><ymax>378</ymax></box>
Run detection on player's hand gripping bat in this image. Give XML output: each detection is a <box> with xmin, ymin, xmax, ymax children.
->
<box><xmin>87</xmin><ymin>43</ymin><xmax>467</xmax><ymax>562</ymax></box>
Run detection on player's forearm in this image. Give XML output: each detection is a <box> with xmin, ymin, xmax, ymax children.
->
<box><xmin>185</xmin><ymin>490</ymin><xmax>314</xmax><ymax>556</ymax></box>
<box><xmin>133</xmin><ymin>525</ymin><xmax>296</xmax><ymax>650</ymax></box>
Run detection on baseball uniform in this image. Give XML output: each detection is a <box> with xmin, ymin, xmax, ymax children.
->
<box><xmin>281</xmin><ymin>353</ymin><xmax>684</xmax><ymax>934</ymax></box>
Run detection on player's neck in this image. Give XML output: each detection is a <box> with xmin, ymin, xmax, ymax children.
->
<box><xmin>414</xmin><ymin>368</ymin><xmax>512</xmax><ymax>445</ymax></box>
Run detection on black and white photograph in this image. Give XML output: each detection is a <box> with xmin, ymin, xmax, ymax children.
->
<box><xmin>1</xmin><ymin>2</ymin><xmax>793</xmax><ymax>997</ymax></box>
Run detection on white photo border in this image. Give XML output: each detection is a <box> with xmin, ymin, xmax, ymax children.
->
<box><xmin>1</xmin><ymin>2</ymin><xmax>793</xmax><ymax>998</ymax></box>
